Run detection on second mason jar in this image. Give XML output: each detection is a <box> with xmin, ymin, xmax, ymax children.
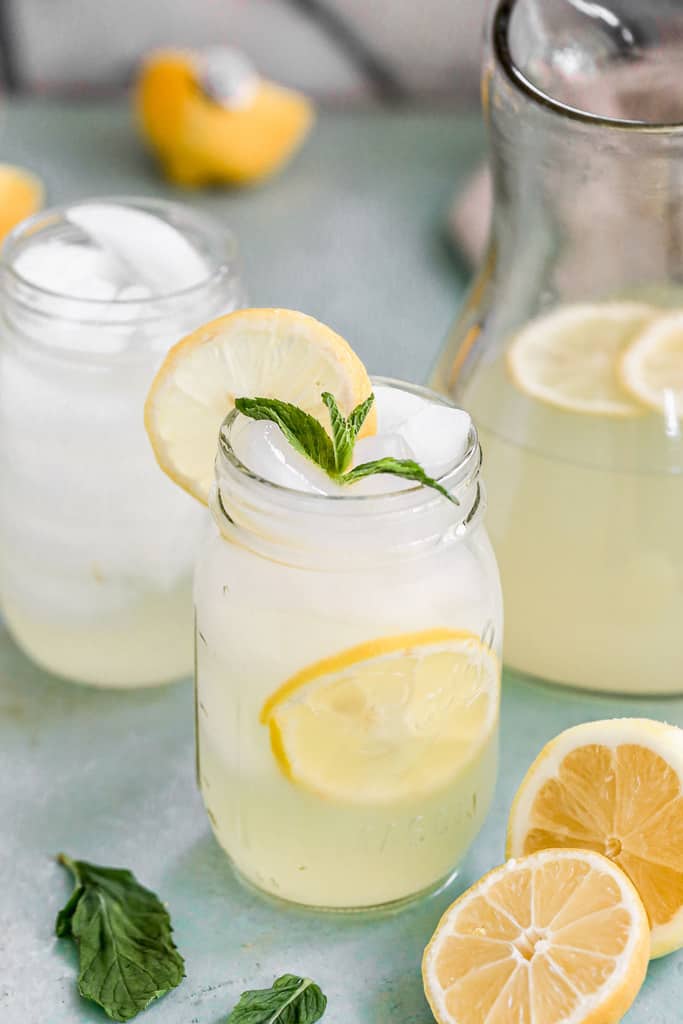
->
<box><xmin>0</xmin><ymin>197</ymin><xmax>244</xmax><ymax>686</ymax></box>
<box><xmin>195</xmin><ymin>380</ymin><xmax>502</xmax><ymax>910</ymax></box>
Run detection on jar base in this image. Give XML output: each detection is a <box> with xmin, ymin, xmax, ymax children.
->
<box><xmin>227</xmin><ymin>857</ymin><xmax>461</xmax><ymax>914</ymax></box>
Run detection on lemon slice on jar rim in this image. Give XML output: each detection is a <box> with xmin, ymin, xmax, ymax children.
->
<box><xmin>144</xmin><ymin>307</ymin><xmax>376</xmax><ymax>503</ymax></box>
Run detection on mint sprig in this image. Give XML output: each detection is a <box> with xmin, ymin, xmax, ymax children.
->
<box><xmin>234</xmin><ymin>392</ymin><xmax>457</xmax><ymax>503</ymax></box>
<box><xmin>234</xmin><ymin>396</ymin><xmax>336</xmax><ymax>472</ymax></box>
<box><xmin>322</xmin><ymin>391</ymin><xmax>374</xmax><ymax>472</ymax></box>
<box><xmin>226</xmin><ymin>973</ymin><xmax>327</xmax><ymax>1024</ymax></box>
<box><xmin>55</xmin><ymin>854</ymin><xmax>185</xmax><ymax>1021</ymax></box>
<box><xmin>343</xmin><ymin>456</ymin><xmax>453</xmax><ymax>499</ymax></box>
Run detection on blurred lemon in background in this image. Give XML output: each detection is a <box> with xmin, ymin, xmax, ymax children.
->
<box><xmin>0</xmin><ymin>164</ymin><xmax>43</xmax><ymax>242</ymax></box>
<box><xmin>136</xmin><ymin>47</ymin><xmax>314</xmax><ymax>187</ymax></box>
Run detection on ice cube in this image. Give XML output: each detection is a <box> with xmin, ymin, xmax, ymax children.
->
<box><xmin>67</xmin><ymin>203</ymin><xmax>209</xmax><ymax>295</ymax></box>
<box><xmin>14</xmin><ymin>239</ymin><xmax>121</xmax><ymax>300</ymax></box>
<box><xmin>398</xmin><ymin>405</ymin><xmax>472</xmax><ymax>479</ymax></box>
<box><xmin>352</xmin><ymin>432</ymin><xmax>414</xmax><ymax>465</ymax></box>
<box><xmin>115</xmin><ymin>284</ymin><xmax>154</xmax><ymax>301</ymax></box>
<box><xmin>233</xmin><ymin>421</ymin><xmax>334</xmax><ymax>494</ymax></box>
<box><xmin>342</xmin><ymin>471</ymin><xmax>415</xmax><ymax>496</ymax></box>
<box><xmin>373</xmin><ymin>384</ymin><xmax>426</xmax><ymax>434</ymax></box>
<box><xmin>333</xmin><ymin>432</ymin><xmax>414</xmax><ymax>496</ymax></box>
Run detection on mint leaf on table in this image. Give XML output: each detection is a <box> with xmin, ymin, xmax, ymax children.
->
<box><xmin>234</xmin><ymin>397</ymin><xmax>336</xmax><ymax>473</ymax></box>
<box><xmin>226</xmin><ymin>974</ymin><xmax>327</xmax><ymax>1024</ymax></box>
<box><xmin>55</xmin><ymin>853</ymin><xmax>185</xmax><ymax>1022</ymax></box>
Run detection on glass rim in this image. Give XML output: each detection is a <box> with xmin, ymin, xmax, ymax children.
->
<box><xmin>1</xmin><ymin>194</ymin><xmax>241</xmax><ymax>308</ymax></box>
<box><xmin>493</xmin><ymin>0</ymin><xmax>683</xmax><ymax>132</ymax></box>
<box><xmin>216</xmin><ymin>375</ymin><xmax>482</xmax><ymax>513</ymax></box>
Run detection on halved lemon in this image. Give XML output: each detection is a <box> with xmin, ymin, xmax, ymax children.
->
<box><xmin>0</xmin><ymin>163</ymin><xmax>43</xmax><ymax>241</ymax></box>
<box><xmin>507</xmin><ymin>718</ymin><xmax>683</xmax><ymax>958</ymax></box>
<box><xmin>507</xmin><ymin>302</ymin><xmax>656</xmax><ymax>416</ymax></box>
<box><xmin>619</xmin><ymin>312</ymin><xmax>683</xmax><ymax>418</ymax></box>
<box><xmin>260</xmin><ymin>628</ymin><xmax>499</xmax><ymax>804</ymax></box>
<box><xmin>144</xmin><ymin>308</ymin><xmax>375</xmax><ymax>503</ymax></box>
<box><xmin>423</xmin><ymin>848</ymin><xmax>649</xmax><ymax>1024</ymax></box>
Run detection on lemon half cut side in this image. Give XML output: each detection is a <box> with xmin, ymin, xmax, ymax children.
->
<box><xmin>507</xmin><ymin>717</ymin><xmax>683</xmax><ymax>958</ymax></box>
<box><xmin>423</xmin><ymin>847</ymin><xmax>649</xmax><ymax>1024</ymax></box>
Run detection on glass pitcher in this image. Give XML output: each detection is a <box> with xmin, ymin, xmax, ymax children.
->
<box><xmin>433</xmin><ymin>0</ymin><xmax>683</xmax><ymax>694</ymax></box>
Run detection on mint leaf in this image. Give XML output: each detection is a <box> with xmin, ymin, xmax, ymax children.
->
<box><xmin>227</xmin><ymin>974</ymin><xmax>327</xmax><ymax>1024</ymax></box>
<box><xmin>235</xmin><ymin>397</ymin><xmax>336</xmax><ymax>473</ymax></box>
<box><xmin>346</xmin><ymin>394</ymin><xmax>375</xmax><ymax>441</ymax></box>
<box><xmin>236</xmin><ymin>391</ymin><xmax>455</xmax><ymax>504</ymax></box>
<box><xmin>321</xmin><ymin>392</ymin><xmax>353</xmax><ymax>472</ymax></box>
<box><xmin>342</xmin><ymin>458</ymin><xmax>458</xmax><ymax>503</ymax></box>
<box><xmin>56</xmin><ymin>853</ymin><xmax>185</xmax><ymax>1022</ymax></box>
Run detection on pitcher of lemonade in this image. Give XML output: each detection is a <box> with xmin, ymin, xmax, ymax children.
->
<box><xmin>434</xmin><ymin>0</ymin><xmax>683</xmax><ymax>694</ymax></box>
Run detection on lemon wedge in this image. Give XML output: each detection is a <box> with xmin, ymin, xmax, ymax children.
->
<box><xmin>0</xmin><ymin>163</ymin><xmax>43</xmax><ymax>242</ymax></box>
<box><xmin>507</xmin><ymin>302</ymin><xmax>656</xmax><ymax>416</ymax></box>
<box><xmin>619</xmin><ymin>311</ymin><xmax>683</xmax><ymax>418</ymax></box>
<box><xmin>144</xmin><ymin>307</ymin><xmax>375</xmax><ymax>503</ymax></box>
<box><xmin>507</xmin><ymin>718</ymin><xmax>683</xmax><ymax>958</ymax></box>
<box><xmin>423</xmin><ymin>848</ymin><xmax>649</xmax><ymax>1024</ymax></box>
<box><xmin>136</xmin><ymin>49</ymin><xmax>313</xmax><ymax>187</ymax></box>
<box><xmin>260</xmin><ymin>628</ymin><xmax>499</xmax><ymax>804</ymax></box>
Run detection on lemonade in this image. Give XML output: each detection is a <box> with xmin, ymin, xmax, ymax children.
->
<box><xmin>0</xmin><ymin>198</ymin><xmax>243</xmax><ymax>686</ymax></box>
<box><xmin>146</xmin><ymin>310</ymin><xmax>502</xmax><ymax>908</ymax></box>
<box><xmin>458</xmin><ymin>303</ymin><xmax>683</xmax><ymax>694</ymax></box>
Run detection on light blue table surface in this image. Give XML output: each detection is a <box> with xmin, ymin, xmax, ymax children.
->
<box><xmin>2</xmin><ymin>101</ymin><xmax>682</xmax><ymax>1024</ymax></box>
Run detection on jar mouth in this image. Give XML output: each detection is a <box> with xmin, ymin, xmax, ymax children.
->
<box><xmin>493</xmin><ymin>0</ymin><xmax>683</xmax><ymax>131</ymax></box>
<box><xmin>1</xmin><ymin>194</ymin><xmax>240</xmax><ymax>314</ymax></box>
<box><xmin>217</xmin><ymin>376</ymin><xmax>482</xmax><ymax>513</ymax></box>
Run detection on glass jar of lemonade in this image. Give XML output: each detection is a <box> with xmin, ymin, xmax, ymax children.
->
<box><xmin>434</xmin><ymin>0</ymin><xmax>683</xmax><ymax>694</ymax></box>
<box><xmin>0</xmin><ymin>197</ymin><xmax>243</xmax><ymax>686</ymax></box>
<box><xmin>195</xmin><ymin>380</ymin><xmax>501</xmax><ymax>909</ymax></box>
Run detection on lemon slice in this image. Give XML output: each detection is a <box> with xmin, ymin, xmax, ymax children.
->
<box><xmin>619</xmin><ymin>312</ymin><xmax>683</xmax><ymax>418</ymax></box>
<box><xmin>144</xmin><ymin>308</ymin><xmax>375</xmax><ymax>502</ymax></box>
<box><xmin>507</xmin><ymin>718</ymin><xmax>683</xmax><ymax>958</ymax></box>
<box><xmin>507</xmin><ymin>302</ymin><xmax>656</xmax><ymax>416</ymax></box>
<box><xmin>260</xmin><ymin>628</ymin><xmax>499</xmax><ymax>804</ymax></box>
<box><xmin>423</xmin><ymin>848</ymin><xmax>649</xmax><ymax>1024</ymax></box>
<box><xmin>0</xmin><ymin>163</ymin><xmax>43</xmax><ymax>241</ymax></box>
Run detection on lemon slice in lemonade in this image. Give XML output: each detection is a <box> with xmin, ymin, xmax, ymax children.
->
<box><xmin>619</xmin><ymin>311</ymin><xmax>683</xmax><ymax>418</ymax></box>
<box><xmin>145</xmin><ymin>307</ymin><xmax>375</xmax><ymax>503</ymax></box>
<box><xmin>422</xmin><ymin>848</ymin><xmax>649</xmax><ymax>1024</ymax></box>
<box><xmin>507</xmin><ymin>302</ymin><xmax>656</xmax><ymax>416</ymax></box>
<box><xmin>261</xmin><ymin>628</ymin><xmax>499</xmax><ymax>804</ymax></box>
<box><xmin>507</xmin><ymin>718</ymin><xmax>683</xmax><ymax>958</ymax></box>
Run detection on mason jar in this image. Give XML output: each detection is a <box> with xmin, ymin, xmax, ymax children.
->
<box><xmin>195</xmin><ymin>379</ymin><xmax>502</xmax><ymax>910</ymax></box>
<box><xmin>0</xmin><ymin>196</ymin><xmax>244</xmax><ymax>686</ymax></box>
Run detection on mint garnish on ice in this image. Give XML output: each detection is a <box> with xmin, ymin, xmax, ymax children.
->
<box><xmin>234</xmin><ymin>392</ymin><xmax>457</xmax><ymax>502</ymax></box>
